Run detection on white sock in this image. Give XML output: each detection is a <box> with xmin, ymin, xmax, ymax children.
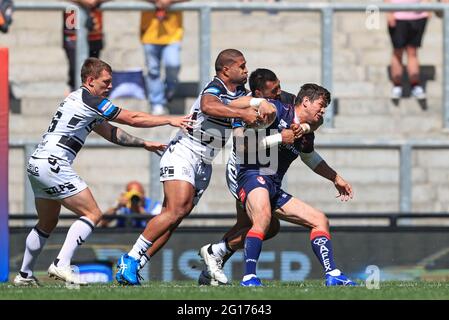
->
<box><xmin>138</xmin><ymin>254</ymin><xmax>150</xmax><ymax>270</ymax></box>
<box><xmin>128</xmin><ymin>235</ymin><xmax>152</xmax><ymax>260</ymax></box>
<box><xmin>326</xmin><ymin>269</ymin><xmax>341</xmax><ymax>276</ymax></box>
<box><xmin>55</xmin><ymin>217</ymin><xmax>95</xmax><ymax>267</ymax></box>
<box><xmin>210</xmin><ymin>241</ymin><xmax>229</xmax><ymax>258</ymax></box>
<box><xmin>20</xmin><ymin>227</ymin><xmax>49</xmax><ymax>277</ymax></box>
<box><xmin>242</xmin><ymin>274</ymin><xmax>257</xmax><ymax>282</ymax></box>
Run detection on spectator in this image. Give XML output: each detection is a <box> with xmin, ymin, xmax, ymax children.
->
<box><xmin>386</xmin><ymin>0</ymin><xmax>430</xmax><ymax>100</ymax></box>
<box><xmin>63</xmin><ymin>0</ymin><xmax>110</xmax><ymax>92</ymax></box>
<box><xmin>101</xmin><ymin>181</ymin><xmax>162</xmax><ymax>228</ymax></box>
<box><xmin>140</xmin><ymin>0</ymin><xmax>190</xmax><ymax>115</ymax></box>
<box><xmin>0</xmin><ymin>0</ymin><xmax>14</xmax><ymax>34</ymax></box>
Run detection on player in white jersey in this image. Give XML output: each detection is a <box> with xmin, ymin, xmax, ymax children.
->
<box><xmin>116</xmin><ymin>49</ymin><xmax>277</xmax><ymax>285</ymax></box>
<box><xmin>13</xmin><ymin>58</ymin><xmax>192</xmax><ymax>286</ymax></box>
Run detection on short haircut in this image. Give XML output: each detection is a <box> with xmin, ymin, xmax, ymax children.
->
<box><xmin>81</xmin><ymin>57</ymin><xmax>112</xmax><ymax>83</ymax></box>
<box><xmin>295</xmin><ymin>83</ymin><xmax>331</xmax><ymax>106</ymax></box>
<box><xmin>249</xmin><ymin>68</ymin><xmax>278</xmax><ymax>95</ymax></box>
<box><xmin>215</xmin><ymin>49</ymin><xmax>244</xmax><ymax>72</ymax></box>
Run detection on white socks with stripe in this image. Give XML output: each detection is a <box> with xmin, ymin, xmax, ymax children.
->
<box><xmin>138</xmin><ymin>254</ymin><xmax>150</xmax><ymax>270</ymax></box>
<box><xmin>210</xmin><ymin>241</ymin><xmax>229</xmax><ymax>258</ymax></box>
<box><xmin>20</xmin><ymin>227</ymin><xmax>49</xmax><ymax>277</ymax></box>
<box><xmin>55</xmin><ymin>217</ymin><xmax>95</xmax><ymax>267</ymax></box>
<box><xmin>128</xmin><ymin>235</ymin><xmax>152</xmax><ymax>260</ymax></box>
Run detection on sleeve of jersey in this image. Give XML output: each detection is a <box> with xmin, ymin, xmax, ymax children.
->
<box><xmin>83</xmin><ymin>91</ymin><xmax>121</xmax><ymax>120</ymax></box>
<box><xmin>270</xmin><ymin>100</ymin><xmax>283</xmax><ymax>132</ymax></box>
<box><xmin>201</xmin><ymin>84</ymin><xmax>224</xmax><ymax>100</ymax></box>
<box><xmin>300</xmin><ymin>132</ymin><xmax>315</xmax><ymax>153</ymax></box>
<box><xmin>96</xmin><ymin>99</ymin><xmax>121</xmax><ymax>120</ymax></box>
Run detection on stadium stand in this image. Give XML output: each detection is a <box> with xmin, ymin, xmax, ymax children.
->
<box><xmin>4</xmin><ymin>0</ymin><xmax>449</xmax><ymax>218</ymax></box>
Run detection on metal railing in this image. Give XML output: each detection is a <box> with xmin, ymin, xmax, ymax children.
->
<box><xmin>13</xmin><ymin>2</ymin><xmax>449</xmax><ymax>129</ymax></box>
<box><xmin>10</xmin><ymin>138</ymin><xmax>449</xmax><ymax>214</ymax></box>
<box><xmin>9</xmin><ymin>213</ymin><xmax>449</xmax><ymax>232</ymax></box>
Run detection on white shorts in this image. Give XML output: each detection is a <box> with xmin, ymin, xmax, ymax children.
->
<box><xmin>27</xmin><ymin>156</ymin><xmax>87</xmax><ymax>200</ymax></box>
<box><xmin>226</xmin><ymin>153</ymin><xmax>239</xmax><ymax>200</ymax></box>
<box><xmin>159</xmin><ymin>142</ymin><xmax>212</xmax><ymax>206</ymax></box>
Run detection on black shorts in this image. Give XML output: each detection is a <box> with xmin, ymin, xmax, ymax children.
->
<box><xmin>388</xmin><ymin>18</ymin><xmax>428</xmax><ymax>49</ymax></box>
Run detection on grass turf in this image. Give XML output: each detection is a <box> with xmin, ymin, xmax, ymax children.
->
<box><xmin>1</xmin><ymin>280</ymin><xmax>449</xmax><ymax>300</ymax></box>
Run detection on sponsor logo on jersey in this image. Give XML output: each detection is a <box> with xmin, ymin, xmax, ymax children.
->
<box><xmin>160</xmin><ymin>166</ymin><xmax>175</xmax><ymax>178</ymax></box>
<box><xmin>98</xmin><ymin>99</ymin><xmax>118</xmax><ymax>117</ymax></box>
<box><xmin>238</xmin><ymin>188</ymin><xmax>246</xmax><ymax>203</ymax></box>
<box><xmin>182</xmin><ymin>166</ymin><xmax>191</xmax><ymax>178</ymax></box>
<box><xmin>27</xmin><ymin>163</ymin><xmax>39</xmax><ymax>176</ymax></box>
<box><xmin>43</xmin><ymin>182</ymin><xmax>77</xmax><ymax>195</ymax></box>
<box><xmin>98</xmin><ymin>99</ymin><xmax>110</xmax><ymax>112</ymax></box>
<box><xmin>279</xmin><ymin>119</ymin><xmax>288</xmax><ymax>128</ymax></box>
<box><xmin>257</xmin><ymin>176</ymin><xmax>266</xmax><ymax>185</ymax></box>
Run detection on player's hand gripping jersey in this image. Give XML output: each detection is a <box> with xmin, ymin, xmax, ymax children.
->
<box><xmin>238</xmin><ymin>99</ymin><xmax>315</xmax><ymax>185</ymax></box>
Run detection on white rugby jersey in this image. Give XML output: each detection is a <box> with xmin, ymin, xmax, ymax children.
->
<box><xmin>32</xmin><ymin>87</ymin><xmax>121</xmax><ymax>164</ymax></box>
<box><xmin>175</xmin><ymin>76</ymin><xmax>247</xmax><ymax>162</ymax></box>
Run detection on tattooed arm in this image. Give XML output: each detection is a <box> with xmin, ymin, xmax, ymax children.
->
<box><xmin>93</xmin><ymin>122</ymin><xmax>167</xmax><ymax>152</ymax></box>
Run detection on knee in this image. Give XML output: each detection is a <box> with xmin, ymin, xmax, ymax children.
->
<box><xmin>148</xmin><ymin>71</ymin><xmax>161</xmax><ymax>80</ymax></box>
<box><xmin>165</xmin><ymin>66</ymin><xmax>180</xmax><ymax>80</ymax></box>
<box><xmin>36</xmin><ymin>218</ymin><xmax>59</xmax><ymax>234</ymax></box>
<box><xmin>84</xmin><ymin>211</ymin><xmax>103</xmax><ymax>226</ymax></box>
<box><xmin>315</xmin><ymin>211</ymin><xmax>329</xmax><ymax>230</ymax></box>
<box><xmin>167</xmin><ymin>203</ymin><xmax>193</xmax><ymax>224</ymax></box>
<box><xmin>265</xmin><ymin>217</ymin><xmax>280</xmax><ymax>241</ymax></box>
<box><xmin>406</xmin><ymin>47</ymin><xmax>418</xmax><ymax>57</ymax></box>
<box><xmin>251</xmin><ymin>210</ymin><xmax>272</xmax><ymax>233</ymax></box>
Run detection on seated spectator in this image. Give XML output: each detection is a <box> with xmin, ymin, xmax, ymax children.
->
<box><xmin>100</xmin><ymin>181</ymin><xmax>162</xmax><ymax>228</ymax></box>
<box><xmin>386</xmin><ymin>0</ymin><xmax>430</xmax><ymax>100</ymax></box>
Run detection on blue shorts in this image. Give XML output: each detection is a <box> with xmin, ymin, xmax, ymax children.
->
<box><xmin>237</xmin><ymin>171</ymin><xmax>292</xmax><ymax>210</ymax></box>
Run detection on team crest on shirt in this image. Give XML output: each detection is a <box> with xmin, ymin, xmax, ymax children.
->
<box><xmin>279</xmin><ymin>119</ymin><xmax>288</xmax><ymax>129</ymax></box>
<box><xmin>257</xmin><ymin>176</ymin><xmax>266</xmax><ymax>185</ymax></box>
<box><xmin>182</xmin><ymin>166</ymin><xmax>191</xmax><ymax>177</ymax></box>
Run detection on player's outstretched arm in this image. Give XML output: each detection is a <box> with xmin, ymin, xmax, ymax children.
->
<box><xmin>113</xmin><ymin>109</ymin><xmax>193</xmax><ymax>130</ymax></box>
<box><xmin>93</xmin><ymin>122</ymin><xmax>167</xmax><ymax>153</ymax></box>
<box><xmin>201</xmin><ymin>95</ymin><xmax>261</xmax><ymax>127</ymax></box>
<box><xmin>227</xmin><ymin>96</ymin><xmax>277</xmax><ymax>123</ymax></box>
<box><xmin>306</xmin><ymin>157</ymin><xmax>353</xmax><ymax>202</ymax></box>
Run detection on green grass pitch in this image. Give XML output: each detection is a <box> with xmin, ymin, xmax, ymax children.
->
<box><xmin>1</xmin><ymin>280</ymin><xmax>449</xmax><ymax>300</ymax></box>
